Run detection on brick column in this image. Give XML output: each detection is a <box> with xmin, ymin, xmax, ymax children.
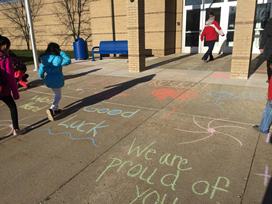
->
<box><xmin>175</xmin><ymin>0</ymin><xmax>183</xmax><ymax>54</ymax></box>
<box><xmin>231</xmin><ymin>0</ymin><xmax>257</xmax><ymax>79</ymax></box>
<box><xmin>127</xmin><ymin>0</ymin><xmax>145</xmax><ymax>72</ymax></box>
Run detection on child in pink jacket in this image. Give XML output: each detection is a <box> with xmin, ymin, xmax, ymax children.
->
<box><xmin>0</xmin><ymin>36</ymin><xmax>23</xmax><ymax>135</ymax></box>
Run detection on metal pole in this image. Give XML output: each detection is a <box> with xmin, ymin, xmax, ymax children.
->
<box><xmin>111</xmin><ymin>0</ymin><xmax>116</xmax><ymax>57</ymax></box>
<box><xmin>24</xmin><ymin>0</ymin><xmax>39</xmax><ymax>71</ymax></box>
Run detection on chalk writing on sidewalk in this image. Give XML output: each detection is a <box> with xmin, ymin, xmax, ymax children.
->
<box><xmin>96</xmin><ymin>137</ymin><xmax>230</xmax><ymax>203</ymax></box>
<box><xmin>58</xmin><ymin>115</ymin><xmax>109</xmax><ymax>137</ymax></box>
<box><xmin>129</xmin><ymin>185</ymin><xmax>179</xmax><ymax>204</ymax></box>
<box><xmin>149</xmin><ymin>80</ymin><xmax>194</xmax><ymax>89</ymax></box>
<box><xmin>47</xmin><ymin>105</ymin><xmax>140</xmax><ymax>145</ymax></box>
<box><xmin>47</xmin><ymin>128</ymin><xmax>96</xmax><ymax>145</ymax></box>
<box><xmin>192</xmin><ymin>177</ymin><xmax>230</xmax><ymax>199</ymax></box>
<box><xmin>255</xmin><ymin>165</ymin><xmax>271</xmax><ymax>187</ymax></box>
<box><xmin>83</xmin><ymin>106</ymin><xmax>140</xmax><ymax>118</ymax></box>
<box><xmin>19</xmin><ymin>95</ymin><xmax>51</xmax><ymax>112</ymax></box>
<box><xmin>176</xmin><ymin>116</ymin><xmax>245</xmax><ymax>146</ymax></box>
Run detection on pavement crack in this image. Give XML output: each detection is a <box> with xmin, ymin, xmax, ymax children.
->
<box><xmin>240</xmin><ymin>133</ymin><xmax>261</xmax><ymax>204</ymax></box>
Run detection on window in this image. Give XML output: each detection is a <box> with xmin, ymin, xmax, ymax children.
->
<box><xmin>185</xmin><ymin>0</ymin><xmax>202</xmax><ymax>6</ymax></box>
<box><xmin>204</xmin><ymin>0</ymin><xmax>224</xmax><ymax>3</ymax></box>
<box><xmin>185</xmin><ymin>9</ymin><xmax>201</xmax><ymax>46</ymax></box>
<box><xmin>255</xmin><ymin>3</ymin><xmax>271</xmax><ymax>29</ymax></box>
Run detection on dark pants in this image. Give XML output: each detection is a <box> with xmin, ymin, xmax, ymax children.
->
<box><xmin>202</xmin><ymin>41</ymin><xmax>216</xmax><ymax>61</ymax></box>
<box><xmin>267</xmin><ymin>60</ymin><xmax>272</xmax><ymax>80</ymax></box>
<box><xmin>0</xmin><ymin>95</ymin><xmax>19</xmax><ymax>129</ymax></box>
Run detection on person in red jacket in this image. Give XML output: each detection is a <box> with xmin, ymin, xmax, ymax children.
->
<box><xmin>200</xmin><ymin>12</ymin><xmax>224</xmax><ymax>62</ymax></box>
<box><xmin>0</xmin><ymin>36</ymin><xmax>24</xmax><ymax>136</ymax></box>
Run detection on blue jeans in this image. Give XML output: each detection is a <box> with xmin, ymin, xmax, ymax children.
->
<box><xmin>50</xmin><ymin>88</ymin><xmax>62</xmax><ymax>111</ymax></box>
<box><xmin>259</xmin><ymin>100</ymin><xmax>272</xmax><ymax>134</ymax></box>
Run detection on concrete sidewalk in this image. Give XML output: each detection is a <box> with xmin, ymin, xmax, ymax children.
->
<box><xmin>0</xmin><ymin>55</ymin><xmax>271</xmax><ymax>204</ymax></box>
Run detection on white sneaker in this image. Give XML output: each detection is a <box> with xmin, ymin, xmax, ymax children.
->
<box><xmin>46</xmin><ymin>109</ymin><xmax>55</xmax><ymax>121</ymax></box>
<box><xmin>12</xmin><ymin>129</ymin><xmax>25</xmax><ymax>136</ymax></box>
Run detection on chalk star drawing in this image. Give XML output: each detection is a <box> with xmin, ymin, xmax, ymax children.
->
<box><xmin>175</xmin><ymin>116</ymin><xmax>246</xmax><ymax>146</ymax></box>
<box><xmin>47</xmin><ymin>128</ymin><xmax>97</xmax><ymax>146</ymax></box>
<box><xmin>255</xmin><ymin>165</ymin><xmax>271</xmax><ymax>187</ymax></box>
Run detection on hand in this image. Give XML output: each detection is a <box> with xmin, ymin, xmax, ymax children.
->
<box><xmin>260</xmin><ymin>49</ymin><xmax>264</xmax><ymax>54</ymax></box>
<box><xmin>13</xmin><ymin>93</ymin><xmax>20</xmax><ymax>100</ymax></box>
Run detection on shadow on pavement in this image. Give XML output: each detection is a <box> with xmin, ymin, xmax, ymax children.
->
<box><xmin>0</xmin><ymin>118</ymin><xmax>50</xmax><ymax>142</ymax></box>
<box><xmin>56</xmin><ymin>74</ymin><xmax>156</xmax><ymax>120</ymax></box>
<box><xmin>5</xmin><ymin>74</ymin><xmax>155</xmax><ymax>135</ymax></box>
<box><xmin>248</xmin><ymin>54</ymin><xmax>266</xmax><ymax>78</ymax></box>
<box><xmin>20</xmin><ymin>68</ymin><xmax>101</xmax><ymax>91</ymax></box>
<box><xmin>145</xmin><ymin>54</ymin><xmax>196</xmax><ymax>70</ymax></box>
<box><xmin>214</xmin><ymin>53</ymin><xmax>231</xmax><ymax>60</ymax></box>
<box><xmin>262</xmin><ymin>178</ymin><xmax>272</xmax><ymax>204</ymax></box>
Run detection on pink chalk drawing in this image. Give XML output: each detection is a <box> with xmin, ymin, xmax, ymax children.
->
<box><xmin>152</xmin><ymin>88</ymin><xmax>181</xmax><ymax>101</ymax></box>
<box><xmin>175</xmin><ymin>116</ymin><xmax>246</xmax><ymax>146</ymax></box>
<box><xmin>210</xmin><ymin>72</ymin><xmax>230</xmax><ymax>79</ymax></box>
<box><xmin>255</xmin><ymin>165</ymin><xmax>271</xmax><ymax>187</ymax></box>
<box><xmin>152</xmin><ymin>88</ymin><xmax>198</xmax><ymax>102</ymax></box>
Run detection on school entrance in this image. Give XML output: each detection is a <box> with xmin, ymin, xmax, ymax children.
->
<box><xmin>182</xmin><ymin>0</ymin><xmax>272</xmax><ymax>54</ymax></box>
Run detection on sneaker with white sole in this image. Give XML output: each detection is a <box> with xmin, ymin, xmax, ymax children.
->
<box><xmin>46</xmin><ymin>109</ymin><xmax>55</xmax><ymax>121</ymax></box>
<box><xmin>13</xmin><ymin>129</ymin><xmax>26</xmax><ymax>136</ymax></box>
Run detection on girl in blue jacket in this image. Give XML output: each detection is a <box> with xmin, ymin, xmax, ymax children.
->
<box><xmin>38</xmin><ymin>42</ymin><xmax>71</xmax><ymax>121</ymax></box>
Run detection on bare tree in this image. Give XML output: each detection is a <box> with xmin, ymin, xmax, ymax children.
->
<box><xmin>55</xmin><ymin>0</ymin><xmax>91</xmax><ymax>42</ymax></box>
<box><xmin>0</xmin><ymin>0</ymin><xmax>43</xmax><ymax>50</ymax></box>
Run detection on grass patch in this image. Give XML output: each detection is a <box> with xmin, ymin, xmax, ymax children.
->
<box><xmin>12</xmin><ymin>50</ymin><xmax>75</xmax><ymax>65</ymax></box>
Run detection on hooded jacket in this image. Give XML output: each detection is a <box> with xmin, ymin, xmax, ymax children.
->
<box><xmin>0</xmin><ymin>51</ymin><xmax>19</xmax><ymax>98</ymax></box>
<box><xmin>38</xmin><ymin>51</ymin><xmax>71</xmax><ymax>89</ymax></box>
<box><xmin>260</xmin><ymin>18</ymin><xmax>272</xmax><ymax>61</ymax></box>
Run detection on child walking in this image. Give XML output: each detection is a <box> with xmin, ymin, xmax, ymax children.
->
<box><xmin>0</xmin><ymin>36</ymin><xmax>23</xmax><ymax>135</ymax></box>
<box><xmin>254</xmin><ymin>76</ymin><xmax>272</xmax><ymax>143</ymax></box>
<box><xmin>200</xmin><ymin>12</ymin><xmax>224</xmax><ymax>62</ymax></box>
<box><xmin>38</xmin><ymin>43</ymin><xmax>71</xmax><ymax>121</ymax></box>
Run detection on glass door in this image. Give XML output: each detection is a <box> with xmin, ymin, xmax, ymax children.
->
<box><xmin>184</xmin><ymin>7</ymin><xmax>201</xmax><ymax>53</ymax></box>
<box><xmin>252</xmin><ymin>0</ymin><xmax>272</xmax><ymax>53</ymax></box>
<box><xmin>183</xmin><ymin>0</ymin><xmax>237</xmax><ymax>54</ymax></box>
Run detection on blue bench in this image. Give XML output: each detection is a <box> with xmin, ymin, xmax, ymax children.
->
<box><xmin>91</xmin><ymin>40</ymin><xmax>128</xmax><ymax>61</ymax></box>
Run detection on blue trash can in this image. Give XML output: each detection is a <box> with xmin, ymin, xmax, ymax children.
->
<box><xmin>73</xmin><ymin>38</ymin><xmax>89</xmax><ymax>60</ymax></box>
